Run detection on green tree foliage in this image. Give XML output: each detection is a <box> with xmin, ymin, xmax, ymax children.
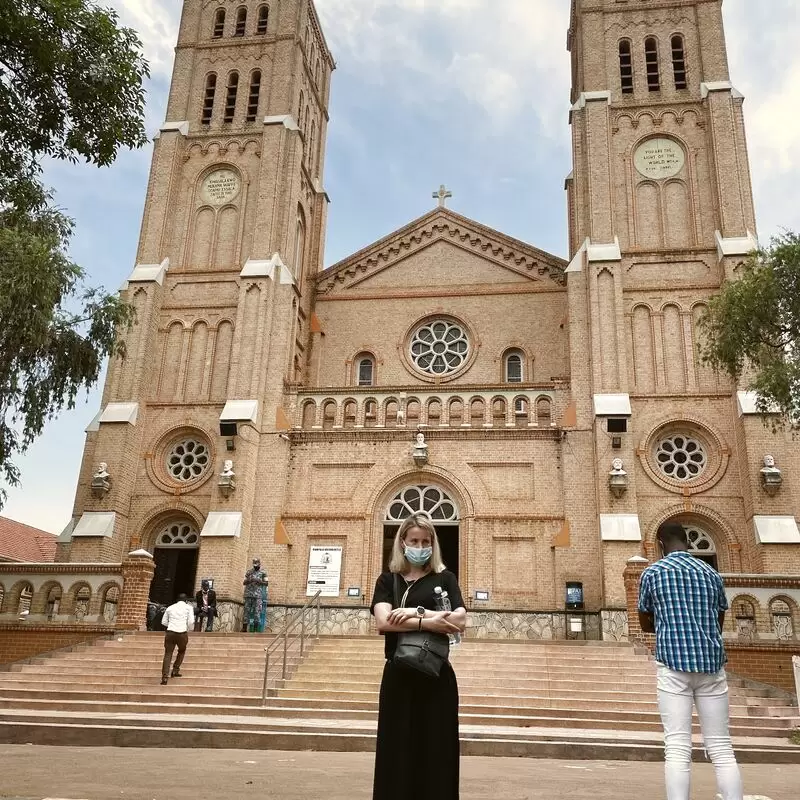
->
<box><xmin>701</xmin><ymin>232</ymin><xmax>800</xmax><ymax>424</ymax></box>
<box><xmin>0</xmin><ymin>0</ymin><xmax>149</xmax><ymax>506</ymax></box>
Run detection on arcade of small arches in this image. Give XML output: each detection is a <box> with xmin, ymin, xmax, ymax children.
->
<box><xmin>0</xmin><ymin>580</ymin><xmax>121</xmax><ymax>623</ymax></box>
<box><xmin>297</xmin><ymin>391</ymin><xmax>555</xmax><ymax>431</ymax></box>
<box><xmin>726</xmin><ymin>593</ymin><xmax>799</xmax><ymax>642</ymax></box>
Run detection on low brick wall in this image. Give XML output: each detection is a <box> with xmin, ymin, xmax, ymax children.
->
<box><xmin>0</xmin><ymin>624</ymin><xmax>114</xmax><ymax>665</ymax></box>
<box><xmin>725</xmin><ymin>642</ymin><xmax>800</xmax><ymax>695</ymax></box>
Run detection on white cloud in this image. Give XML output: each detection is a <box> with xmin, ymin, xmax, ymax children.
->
<box><xmin>318</xmin><ymin>0</ymin><xmax>569</xmax><ymax>135</ymax></box>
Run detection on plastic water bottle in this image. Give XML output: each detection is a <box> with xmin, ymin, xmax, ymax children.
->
<box><xmin>434</xmin><ymin>586</ymin><xmax>461</xmax><ymax>647</ymax></box>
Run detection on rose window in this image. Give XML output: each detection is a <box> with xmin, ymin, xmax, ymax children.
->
<box><xmin>410</xmin><ymin>320</ymin><xmax>470</xmax><ymax>376</ymax></box>
<box><xmin>166</xmin><ymin>438</ymin><xmax>210</xmax><ymax>482</ymax></box>
<box><xmin>386</xmin><ymin>485</ymin><xmax>459</xmax><ymax>522</ymax></box>
<box><xmin>655</xmin><ymin>433</ymin><xmax>707</xmax><ymax>481</ymax></box>
<box><xmin>156</xmin><ymin>522</ymin><xmax>199</xmax><ymax>547</ymax></box>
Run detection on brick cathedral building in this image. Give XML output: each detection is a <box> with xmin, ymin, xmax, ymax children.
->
<box><xmin>53</xmin><ymin>0</ymin><xmax>800</xmax><ymax>636</ymax></box>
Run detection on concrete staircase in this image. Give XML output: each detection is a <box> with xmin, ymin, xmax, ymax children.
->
<box><xmin>0</xmin><ymin>633</ymin><xmax>797</xmax><ymax>761</ymax></box>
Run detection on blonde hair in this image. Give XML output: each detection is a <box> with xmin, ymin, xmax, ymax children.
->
<box><xmin>388</xmin><ymin>513</ymin><xmax>446</xmax><ymax>574</ymax></box>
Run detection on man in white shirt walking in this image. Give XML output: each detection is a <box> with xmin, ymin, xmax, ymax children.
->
<box><xmin>161</xmin><ymin>593</ymin><xmax>195</xmax><ymax>685</ymax></box>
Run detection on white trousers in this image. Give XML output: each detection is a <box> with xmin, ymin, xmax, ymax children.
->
<box><xmin>656</xmin><ymin>664</ymin><xmax>743</xmax><ymax>800</ymax></box>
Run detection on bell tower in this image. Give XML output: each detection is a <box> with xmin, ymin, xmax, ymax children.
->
<box><xmin>62</xmin><ymin>0</ymin><xmax>334</xmax><ymax>613</ymax></box>
<box><xmin>562</xmin><ymin>0</ymin><xmax>764</xmax><ymax>604</ymax></box>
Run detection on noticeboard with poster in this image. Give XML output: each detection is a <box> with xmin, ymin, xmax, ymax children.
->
<box><xmin>306</xmin><ymin>546</ymin><xmax>343</xmax><ymax>597</ymax></box>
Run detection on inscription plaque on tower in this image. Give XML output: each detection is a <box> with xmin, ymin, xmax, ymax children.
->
<box><xmin>634</xmin><ymin>137</ymin><xmax>685</xmax><ymax>179</ymax></box>
<box><xmin>201</xmin><ymin>168</ymin><xmax>241</xmax><ymax>205</ymax></box>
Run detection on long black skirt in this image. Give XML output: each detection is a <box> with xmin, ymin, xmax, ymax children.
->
<box><xmin>373</xmin><ymin>659</ymin><xmax>460</xmax><ymax>800</ymax></box>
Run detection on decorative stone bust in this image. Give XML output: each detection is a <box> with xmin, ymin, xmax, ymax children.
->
<box><xmin>219</xmin><ymin>459</ymin><xmax>236</xmax><ymax>497</ymax></box>
<box><xmin>760</xmin><ymin>454</ymin><xmax>783</xmax><ymax>496</ymax></box>
<box><xmin>608</xmin><ymin>458</ymin><xmax>628</xmax><ymax>498</ymax></box>
<box><xmin>412</xmin><ymin>431</ymin><xmax>429</xmax><ymax>466</ymax></box>
<box><xmin>90</xmin><ymin>462</ymin><xmax>111</xmax><ymax>497</ymax></box>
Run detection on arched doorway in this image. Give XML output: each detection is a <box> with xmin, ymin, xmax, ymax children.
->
<box><xmin>149</xmin><ymin>520</ymin><xmax>200</xmax><ymax>605</ymax></box>
<box><xmin>384</xmin><ymin>485</ymin><xmax>460</xmax><ymax>578</ymax></box>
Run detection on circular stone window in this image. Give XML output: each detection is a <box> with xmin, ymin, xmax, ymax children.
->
<box><xmin>640</xmin><ymin>420</ymin><xmax>728</xmax><ymax>495</ymax></box>
<box><xmin>409</xmin><ymin>319</ymin><xmax>470</xmax><ymax>376</ymax></box>
<box><xmin>166</xmin><ymin>438</ymin><xmax>210</xmax><ymax>482</ymax></box>
<box><xmin>655</xmin><ymin>433</ymin><xmax>707</xmax><ymax>481</ymax></box>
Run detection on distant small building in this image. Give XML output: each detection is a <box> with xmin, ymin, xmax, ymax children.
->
<box><xmin>0</xmin><ymin>516</ymin><xmax>57</xmax><ymax>563</ymax></box>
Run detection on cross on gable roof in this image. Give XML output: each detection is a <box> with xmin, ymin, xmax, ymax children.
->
<box><xmin>316</xmin><ymin>207</ymin><xmax>567</xmax><ymax>296</ymax></box>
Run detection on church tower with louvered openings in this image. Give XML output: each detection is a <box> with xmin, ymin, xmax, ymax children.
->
<box><xmin>565</xmin><ymin>0</ymin><xmax>799</xmax><ymax>601</ymax></box>
<box><xmin>59</xmin><ymin>0</ymin><xmax>334</xmax><ymax>621</ymax></box>
<box><xmin>58</xmin><ymin>0</ymin><xmax>800</xmax><ymax>635</ymax></box>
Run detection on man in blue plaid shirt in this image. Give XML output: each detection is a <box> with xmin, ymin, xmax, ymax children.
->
<box><xmin>638</xmin><ymin>522</ymin><xmax>743</xmax><ymax>800</ymax></box>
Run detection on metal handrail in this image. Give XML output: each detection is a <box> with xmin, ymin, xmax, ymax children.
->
<box><xmin>260</xmin><ymin>590</ymin><xmax>321</xmax><ymax>704</ymax></box>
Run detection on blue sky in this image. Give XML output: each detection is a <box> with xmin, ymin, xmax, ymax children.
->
<box><xmin>4</xmin><ymin>0</ymin><xmax>800</xmax><ymax>534</ymax></box>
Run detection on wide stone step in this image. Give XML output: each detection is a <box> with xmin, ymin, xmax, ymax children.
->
<box><xmin>0</xmin><ymin>718</ymin><xmax>796</xmax><ymax>762</ymax></box>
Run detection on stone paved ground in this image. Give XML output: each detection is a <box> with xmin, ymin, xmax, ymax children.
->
<box><xmin>0</xmin><ymin>747</ymin><xmax>798</xmax><ymax>799</ymax></box>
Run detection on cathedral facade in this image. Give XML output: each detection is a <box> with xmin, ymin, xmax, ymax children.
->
<box><xmin>57</xmin><ymin>0</ymin><xmax>800</xmax><ymax>635</ymax></box>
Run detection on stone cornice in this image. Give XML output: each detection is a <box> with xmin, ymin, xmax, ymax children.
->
<box><xmin>0</xmin><ymin>563</ymin><xmax>122</xmax><ymax>575</ymax></box>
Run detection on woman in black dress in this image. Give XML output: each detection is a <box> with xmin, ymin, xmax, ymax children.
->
<box><xmin>370</xmin><ymin>512</ymin><xmax>466</xmax><ymax>800</ymax></box>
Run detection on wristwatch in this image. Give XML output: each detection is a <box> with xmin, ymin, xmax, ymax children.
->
<box><xmin>416</xmin><ymin>605</ymin><xmax>425</xmax><ymax>618</ymax></box>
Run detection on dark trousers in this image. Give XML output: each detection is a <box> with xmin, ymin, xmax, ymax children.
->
<box><xmin>162</xmin><ymin>631</ymin><xmax>188</xmax><ymax>678</ymax></box>
<box><xmin>194</xmin><ymin>610</ymin><xmax>214</xmax><ymax>632</ymax></box>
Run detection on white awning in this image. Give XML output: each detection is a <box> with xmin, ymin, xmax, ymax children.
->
<box><xmin>72</xmin><ymin>512</ymin><xmax>116</xmax><ymax>538</ymax></box>
<box><xmin>127</xmin><ymin>258</ymin><xmax>169</xmax><ymax>285</ymax></box>
<box><xmin>593</xmin><ymin>394</ymin><xmax>632</xmax><ymax>417</ymax></box>
<box><xmin>220</xmin><ymin>400</ymin><xmax>258</xmax><ymax>424</ymax></box>
<box><xmin>98</xmin><ymin>402</ymin><xmax>139</xmax><ymax>426</ymax></box>
<box><xmin>600</xmin><ymin>514</ymin><xmax>642</xmax><ymax>542</ymax></box>
<box><xmin>200</xmin><ymin>512</ymin><xmax>243</xmax><ymax>539</ymax></box>
<box><xmin>753</xmin><ymin>516</ymin><xmax>800</xmax><ymax>544</ymax></box>
<box><xmin>736</xmin><ymin>391</ymin><xmax>780</xmax><ymax>417</ymax></box>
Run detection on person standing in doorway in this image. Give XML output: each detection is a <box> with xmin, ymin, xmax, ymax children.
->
<box><xmin>194</xmin><ymin>579</ymin><xmax>217</xmax><ymax>632</ymax></box>
<box><xmin>638</xmin><ymin>522</ymin><xmax>743</xmax><ymax>800</ymax></box>
<box><xmin>242</xmin><ymin>557</ymin><xmax>268</xmax><ymax>633</ymax></box>
<box><xmin>370</xmin><ymin>513</ymin><xmax>466</xmax><ymax>800</ymax></box>
<box><xmin>160</xmin><ymin>593</ymin><xmax>194</xmax><ymax>685</ymax></box>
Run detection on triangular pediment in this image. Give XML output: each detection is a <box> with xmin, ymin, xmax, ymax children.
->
<box><xmin>315</xmin><ymin>208</ymin><xmax>567</xmax><ymax>296</ymax></box>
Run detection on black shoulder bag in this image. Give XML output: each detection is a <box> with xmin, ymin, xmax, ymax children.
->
<box><xmin>392</xmin><ymin>573</ymin><xmax>449</xmax><ymax>678</ymax></box>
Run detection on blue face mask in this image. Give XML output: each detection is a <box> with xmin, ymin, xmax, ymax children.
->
<box><xmin>405</xmin><ymin>546</ymin><xmax>433</xmax><ymax>566</ymax></box>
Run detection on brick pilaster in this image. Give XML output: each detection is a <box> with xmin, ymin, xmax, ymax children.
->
<box><xmin>623</xmin><ymin>556</ymin><xmax>649</xmax><ymax>639</ymax></box>
<box><xmin>117</xmin><ymin>550</ymin><xmax>155</xmax><ymax>630</ymax></box>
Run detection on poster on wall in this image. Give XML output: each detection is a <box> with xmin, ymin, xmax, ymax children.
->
<box><xmin>306</xmin><ymin>546</ymin><xmax>343</xmax><ymax>597</ymax></box>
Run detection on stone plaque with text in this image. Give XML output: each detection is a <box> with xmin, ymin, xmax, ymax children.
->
<box><xmin>634</xmin><ymin>137</ymin><xmax>685</xmax><ymax>179</ymax></box>
<box><xmin>201</xmin><ymin>169</ymin><xmax>241</xmax><ymax>205</ymax></box>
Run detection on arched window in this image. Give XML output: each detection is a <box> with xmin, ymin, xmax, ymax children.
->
<box><xmin>671</xmin><ymin>35</ymin><xmax>687</xmax><ymax>90</ymax></box>
<box><xmin>386</xmin><ymin>485</ymin><xmax>459</xmax><ymax>523</ymax></box>
<box><xmin>504</xmin><ymin>350</ymin><xmax>524</xmax><ymax>383</ymax></box>
<box><xmin>224</xmin><ymin>71</ymin><xmax>239</xmax><ymax>123</ymax></box>
<box><xmin>514</xmin><ymin>397</ymin><xmax>529</xmax><ymax>427</ymax></box>
<box><xmin>234</xmin><ymin>6</ymin><xmax>247</xmax><ymax>36</ymax></box>
<box><xmin>212</xmin><ymin>8</ymin><xmax>226</xmax><ymax>38</ymax></box>
<box><xmin>201</xmin><ymin>73</ymin><xmax>217</xmax><ymax>124</ymax></box>
<box><xmin>619</xmin><ymin>40</ymin><xmax>634</xmax><ymax>94</ymax></box>
<box><xmin>246</xmin><ymin>70</ymin><xmax>262</xmax><ymax>122</ymax></box>
<box><xmin>356</xmin><ymin>356</ymin><xmax>375</xmax><ymax>387</ymax></box>
<box><xmin>645</xmin><ymin>37</ymin><xmax>661</xmax><ymax>92</ymax></box>
<box><xmin>102</xmin><ymin>585</ymin><xmax>120</xmax><ymax>623</ymax></box>
<box><xmin>17</xmin><ymin>582</ymin><xmax>33</xmax><ymax>615</ymax></box>
<box><xmin>685</xmin><ymin>523</ymin><xmax>718</xmax><ymax>570</ymax></box>
<box><xmin>256</xmin><ymin>5</ymin><xmax>269</xmax><ymax>34</ymax></box>
<box><xmin>74</xmin><ymin>586</ymin><xmax>91</xmax><ymax>620</ymax></box>
<box><xmin>46</xmin><ymin>585</ymin><xmax>62</xmax><ymax>620</ymax></box>
<box><xmin>156</xmin><ymin>521</ymin><xmax>200</xmax><ymax>547</ymax></box>
<box><xmin>309</xmin><ymin>120</ymin><xmax>317</xmax><ymax>172</ymax></box>
<box><xmin>770</xmin><ymin>598</ymin><xmax>794</xmax><ymax>641</ymax></box>
<box><xmin>294</xmin><ymin>208</ymin><xmax>306</xmax><ymax>276</ymax></box>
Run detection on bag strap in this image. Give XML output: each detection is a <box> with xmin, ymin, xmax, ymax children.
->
<box><xmin>392</xmin><ymin>573</ymin><xmax>400</xmax><ymax>610</ymax></box>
